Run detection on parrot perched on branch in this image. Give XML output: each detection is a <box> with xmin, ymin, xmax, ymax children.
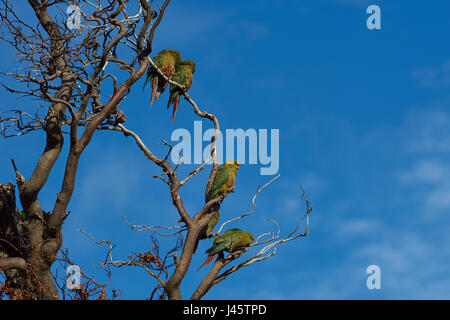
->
<box><xmin>144</xmin><ymin>49</ymin><xmax>182</xmax><ymax>108</ymax></box>
<box><xmin>193</xmin><ymin>210</ymin><xmax>220</xmax><ymax>253</ymax></box>
<box><xmin>167</xmin><ymin>60</ymin><xmax>196</xmax><ymax>125</ymax></box>
<box><xmin>206</xmin><ymin>160</ymin><xmax>240</xmax><ymax>202</ymax></box>
<box><xmin>197</xmin><ymin>228</ymin><xmax>255</xmax><ymax>270</ymax></box>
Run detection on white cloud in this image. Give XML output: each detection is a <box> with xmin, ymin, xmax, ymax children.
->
<box><xmin>397</xmin><ymin>159</ymin><xmax>450</xmax><ymax>212</ymax></box>
<box><xmin>276</xmin><ymin>172</ymin><xmax>325</xmax><ymax>216</ymax></box>
<box><xmin>291</xmin><ymin>232</ymin><xmax>450</xmax><ymax>299</ymax></box>
<box><xmin>397</xmin><ymin>159</ymin><xmax>447</xmax><ymax>184</ymax></box>
<box><xmin>412</xmin><ymin>60</ymin><xmax>450</xmax><ymax>88</ymax></box>
<box><xmin>427</xmin><ymin>187</ymin><xmax>450</xmax><ymax>211</ymax></box>
<box><xmin>300</xmin><ymin>173</ymin><xmax>327</xmax><ymax>194</ymax></box>
<box><xmin>295</xmin><ymin>102</ymin><xmax>450</xmax><ymax>299</ymax></box>
<box><xmin>282</xmin><ymin>195</ymin><xmax>301</xmax><ymax>213</ymax></box>
<box><xmin>353</xmin><ymin>234</ymin><xmax>450</xmax><ymax>299</ymax></box>
<box><xmin>410</xmin><ymin>122</ymin><xmax>450</xmax><ymax>153</ymax></box>
<box><xmin>398</xmin><ymin>98</ymin><xmax>450</xmax><ymax>153</ymax></box>
<box><xmin>335</xmin><ymin>219</ymin><xmax>381</xmax><ymax>238</ymax></box>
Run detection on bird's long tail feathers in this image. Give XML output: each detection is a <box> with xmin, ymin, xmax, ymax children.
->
<box><xmin>155</xmin><ymin>81</ymin><xmax>169</xmax><ymax>102</ymax></box>
<box><xmin>150</xmin><ymin>77</ymin><xmax>158</xmax><ymax>108</ymax></box>
<box><xmin>154</xmin><ymin>90</ymin><xmax>162</xmax><ymax>102</ymax></box>
<box><xmin>171</xmin><ymin>96</ymin><xmax>179</xmax><ymax>127</ymax></box>
<box><xmin>143</xmin><ymin>71</ymin><xmax>151</xmax><ymax>89</ymax></box>
<box><xmin>196</xmin><ymin>253</ymin><xmax>217</xmax><ymax>271</ymax></box>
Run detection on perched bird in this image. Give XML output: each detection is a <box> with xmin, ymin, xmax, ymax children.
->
<box><xmin>167</xmin><ymin>60</ymin><xmax>196</xmax><ymax>125</ymax></box>
<box><xmin>206</xmin><ymin>160</ymin><xmax>240</xmax><ymax>202</ymax></box>
<box><xmin>193</xmin><ymin>210</ymin><xmax>220</xmax><ymax>253</ymax></box>
<box><xmin>144</xmin><ymin>49</ymin><xmax>182</xmax><ymax>108</ymax></box>
<box><xmin>197</xmin><ymin>228</ymin><xmax>255</xmax><ymax>270</ymax></box>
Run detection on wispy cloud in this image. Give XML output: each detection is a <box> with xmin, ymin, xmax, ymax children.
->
<box><xmin>397</xmin><ymin>160</ymin><xmax>450</xmax><ymax>211</ymax></box>
<box><xmin>289</xmin><ymin>230</ymin><xmax>450</xmax><ymax>299</ymax></box>
<box><xmin>397</xmin><ymin>159</ymin><xmax>447</xmax><ymax>184</ymax></box>
<box><xmin>395</xmin><ymin>99</ymin><xmax>450</xmax><ymax>214</ymax></box>
<box><xmin>355</xmin><ymin>233</ymin><xmax>450</xmax><ymax>299</ymax></box>
<box><xmin>393</xmin><ymin>97</ymin><xmax>450</xmax><ymax>153</ymax></box>
<box><xmin>282</xmin><ymin>100</ymin><xmax>450</xmax><ymax>299</ymax></box>
<box><xmin>412</xmin><ymin>60</ymin><xmax>450</xmax><ymax>88</ymax></box>
<box><xmin>335</xmin><ymin>219</ymin><xmax>381</xmax><ymax>239</ymax></box>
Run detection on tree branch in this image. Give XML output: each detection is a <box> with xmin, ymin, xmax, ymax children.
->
<box><xmin>0</xmin><ymin>257</ymin><xmax>27</xmax><ymax>271</ymax></box>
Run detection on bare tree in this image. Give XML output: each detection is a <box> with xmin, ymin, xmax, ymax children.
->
<box><xmin>0</xmin><ymin>0</ymin><xmax>311</xmax><ymax>300</ymax></box>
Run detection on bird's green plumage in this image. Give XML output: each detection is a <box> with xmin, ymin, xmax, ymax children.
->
<box><xmin>178</xmin><ymin>210</ymin><xmax>219</xmax><ymax>236</ymax></box>
<box><xmin>144</xmin><ymin>49</ymin><xmax>181</xmax><ymax>107</ymax></box>
<box><xmin>197</xmin><ymin>228</ymin><xmax>254</xmax><ymax>270</ymax></box>
<box><xmin>201</xmin><ymin>211</ymin><xmax>220</xmax><ymax>239</ymax></box>
<box><xmin>206</xmin><ymin>160</ymin><xmax>240</xmax><ymax>202</ymax></box>
<box><xmin>206</xmin><ymin>228</ymin><xmax>254</xmax><ymax>256</ymax></box>
<box><xmin>193</xmin><ymin>210</ymin><xmax>220</xmax><ymax>253</ymax></box>
<box><xmin>206</xmin><ymin>229</ymin><xmax>235</xmax><ymax>256</ymax></box>
<box><xmin>167</xmin><ymin>60</ymin><xmax>196</xmax><ymax>124</ymax></box>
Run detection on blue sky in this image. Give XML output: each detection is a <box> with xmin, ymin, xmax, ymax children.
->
<box><xmin>1</xmin><ymin>0</ymin><xmax>450</xmax><ymax>299</ymax></box>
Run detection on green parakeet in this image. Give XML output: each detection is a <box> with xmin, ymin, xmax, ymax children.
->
<box><xmin>167</xmin><ymin>60</ymin><xmax>196</xmax><ymax>125</ymax></box>
<box><xmin>197</xmin><ymin>228</ymin><xmax>255</xmax><ymax>270</ymax></box>
<box><xmin>206</xmin><ymin>160</ymin><xmax>240</xmax><ymax>202</ymax></box>
<box><xmin>193</xmin><ymin>210</ymin><xmax>220</xmax><ymax>253</ymax></box>
<box><xmin>144</xmin><ymin>49</ymin><xmax>182</xmax><ymax>108</ymax></box>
